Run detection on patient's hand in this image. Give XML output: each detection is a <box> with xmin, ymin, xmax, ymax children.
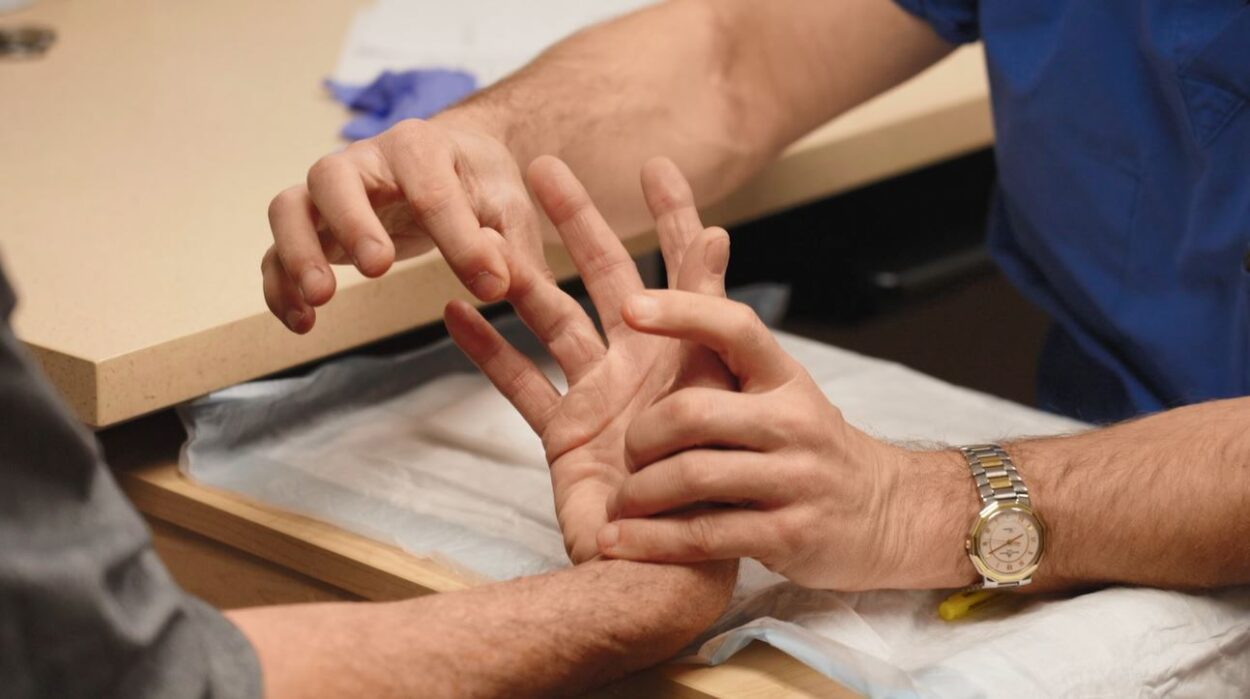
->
<box><xmin>444</xmin><ymin>156</ymin><xmax>733</xmax><ymax>563</ymax></box>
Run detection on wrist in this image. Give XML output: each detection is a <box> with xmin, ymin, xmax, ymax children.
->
<box><xmin>1006</xmin><ymin>439</ymin><xmax>1074</xmax><ymax>589</ymax></box>
<box><xmin>436</xmin><ymin>99</ymin><xmax>534</xmax><ymax>169</ymax></box>
<box><xmin>892</xmin><ymin>447</ymin><xmax>980</xmax><ymax>589</ymax></box>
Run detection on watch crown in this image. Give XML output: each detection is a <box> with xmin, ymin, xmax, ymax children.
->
<box><xmin>964</xmin><ymin>536</ymin><xmax>972</xmax><ymax>551</ymax></box>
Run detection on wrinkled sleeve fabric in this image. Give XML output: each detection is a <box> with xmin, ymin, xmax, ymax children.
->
<box><xmin>0</xmin><ymin>263</ymin><xmax>261</xmax><ymax>699</ymax></box>
<box><xmin>891</xmin><ymin>0</ymin><xmax>981</xmax><ymax>45</ymax></box>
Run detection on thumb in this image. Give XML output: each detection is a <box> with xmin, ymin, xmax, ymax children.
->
<box><xmin>622</xmin><ymin>290</ymin><xmax>794</xmax><ymax>391</ymax></box>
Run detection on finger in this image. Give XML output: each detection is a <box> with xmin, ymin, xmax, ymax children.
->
<box><xmin>267</xmin><ymin>186</ymin><xmax>336</xmax><ymax>306</ymax></box>
<box><xmin>622</xmin><ymin>291</ymin><xmax>794</xmax><ymax>390</ymax></box>
<box><xmin>444</xmin><ymin>299</ymin><xmax>560</xmax><ymax>433</ymax></box>
<box><xmin>674</xmin><ymin>227</ymin><xmax>730</xmax><ymax>297</ymax></box>
<box><xmin>306</xmin><ymin>153</ymin><xmax>396</xmax><ymax>281</ymax></box>
<box><xmin>609</xmin><ymin>449</ymin><xmax>788</xmax><ymax>521</ymax></box>
<box><xmin>669</xmin><ymin>227</ymin><xmax>736</xmax><ymax>389</ymax></box>
<box><xmin>624</xmin><ymin>388</ymin><xmax>783</xmax><ymax>471</ymax></box>
<box><xmin>384</xmin><ymin>125</ymin><xmax>509</xmax><ymax>301</ymax></box>
<box><xmin>504</xmin><ymin>254</ymin><xmax>606</xmax><ymax>384</ymax></box>
<box><xmin>598</xmin><ymin>509</ymin><xmax>772</xmax><ymax>563</ymax></box>
<box><xmin>261</xmin><ymin>247</ymin><xmax>315</xmax><ymax>333</ymax></box>
<box><xmin>528</xmin><ymin>155</ymin><xmax>642</xmax><ymax>332</ymax></box>
<box><xmin>640</xmin><ymin>156</ymin><xmax>704</xmax><ymax>286</ymax></box>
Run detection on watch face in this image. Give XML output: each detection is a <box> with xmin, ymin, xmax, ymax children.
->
<box><xmin>974</xmin><ymin>506</ymin><xmax>1043</xmax><ymax>578</ymax></box>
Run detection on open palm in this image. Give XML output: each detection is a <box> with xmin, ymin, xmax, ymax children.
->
<box><xmin>445</xmin><ymin>156</ymin><xmax>733</xmax><ymax>562</ymax></box>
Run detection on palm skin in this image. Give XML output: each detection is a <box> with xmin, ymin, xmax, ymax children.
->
<box><xmin>544</xmin><ymin>329</ymin><xmax>725</xmax><ymax>561</ymax></box>
<box><xmin>445</xmin><ymin>155</ymin><xmax>732</xmax><ymax>562</ymax></box>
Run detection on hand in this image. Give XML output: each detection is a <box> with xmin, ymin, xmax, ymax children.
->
<box><xmin>597</xmin><ymin>290</ymin><xmax>972</xmax><ymax>590</ymax></box>
<box><xmin>263</xmin><ymin>114</ymin><xmax>544</xmax><ymax>333</ymax></box>
<box><xmin>444</xmin><ymin>156</ymin><xmax>735</xmax><ymax>563</ymax></box>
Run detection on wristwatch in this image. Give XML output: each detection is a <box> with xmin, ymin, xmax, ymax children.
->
<box><xmin>958</xmin><ymin>444</ymin><xmax>1045</xmax><ymax>589</ymax></box>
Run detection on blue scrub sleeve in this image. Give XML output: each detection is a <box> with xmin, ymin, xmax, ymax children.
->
<box><xmin>891</xmin><ymin>0</ymin><xmax>981</xmax><ymax>45</ymax></box>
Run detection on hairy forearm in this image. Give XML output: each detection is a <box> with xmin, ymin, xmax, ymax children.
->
<box><xmin>438</xmin><ymin>0</ymin><xmax>950</xmax><ymax>237</ymax></box>
<box><xmin>910</xmin><ymin>398</ymin><xmax>1250</xmax><ymax>591</ymax></box>
<box><xmin>228</xmin><ymin>559</ymin><xmax>736</xmax><ymax>698</ymax></box>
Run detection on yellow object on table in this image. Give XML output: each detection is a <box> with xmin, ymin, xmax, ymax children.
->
<box><xmin>939</xmin><ymin>589</ymin><xmax>1006</xmax><ymax>621</ymax></box>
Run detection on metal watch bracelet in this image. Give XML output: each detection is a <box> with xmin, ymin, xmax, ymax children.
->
<box><xmin>959</xmin><ymin>444</ymin><xmax>1030</xmax><ymax>507</ymax></box>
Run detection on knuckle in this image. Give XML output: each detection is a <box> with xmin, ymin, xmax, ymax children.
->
<box><xmin>649</xmin><ymin>185</ymin><xmax>687</xmax><ymax>215</ymax></box>
<box><xmin>540</xmin><ymin>183</ymin><xmax>587</xmax><ymax>228</ymax></box>
<box><xmin>684</xmin><ymin>516</ymin><xmax>719</xmax><ymax>557</ymax></box>
<box><xmin>260</xmin><ymin>246</ymin><xmax>277</xmax><ymax>274</ymax></box>
<box><xmin>406</xmin><ymin>177</ymin><xmax>458</xmax><ymax>217</ymax></box>
<box><xmin>267</xmin><ymin>187</ymin><xmax>302</xmax><ymax>225</ymax></box>
<box><xmin>773</xmin><ymin>512</ymin><xmax>808</xmax><ymax>559</ymax></box>
<box><xmin>306</xmin><ymin>154</ymin><xmax>345</xmax><ymax>187</ymax></box>
<box><xmin>623</xmin><ymin>424</ymin><xmax>646</xmax><ymax>468</ymax></box>
<box><xmin>443</xmin><ymin>235</ymin><xmax>490</xmax><ymax>272</ymax></box>
<box><xmin>673</xmin><ymin>454</ymin><xmax>712</xmax><ymax>496</ymax></box>
<box><xmin>333</xmin><ymin>210</ymin><xmax>382</xmax><ymax>244</ymax></box>
<box><xmin>499</xmin><ymin>365</ymin><xmax>537</xmax><ymax>403</ymax></box>
<box><xmin>825</xmin><ymin>402</ymin><xmax>846</xmax><ymax>426</ymax></box>
<box><xmin>666</xmin><ymin>392</ymin><xmax>708</xmax><ymax>429</ymax></box>
<box><xmin>773</xmin><ymin>408</ymin><xmax>808</xmax><ymax>439</ymax></box>
<box><xmin>731</xmin><ymin>301</ymin><xmax>765</xmax><ymax>341</ymax></box>
<box><xmin>387</xmin><ymin>118</ymin><xmax>434</xmax><ymax>147</ymax></box>
<box><xmin>615</xmin><ymin>479</ymin><xmax>640</xmax><ymax>514</ymax></box>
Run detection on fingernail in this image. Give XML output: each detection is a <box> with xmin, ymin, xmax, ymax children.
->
<box><xmin>469</xmin><ymin>271</ymin><xmax>506</xmax><ymax>301</ymax></box>
<box><xmin>626</xmin><ymin>295</ymin><xmax>658</xmax><ymax>322</ymax></box>
<box><xmin>299</xmin><ymin>267</ymin><xmax>326</xmax><ymax>302</ymax></box>
<box><xmin>284</xmin><ymin>309</ymin><xmax>305</xmax><ymax>331</ymax></box>
<box><xmin>598</xmin><ymin>523</ymin><xmax>620</xmax><ymax>552</ymax></box>
<box><xmin>352</xmin><ymin>239</ymin><xmax>385</xmax><ymax>270</ymax></box>
<box><xmin>705</xmin><ymin>235</ymin><xmax>730</xmax><ymax>276</ymax></box>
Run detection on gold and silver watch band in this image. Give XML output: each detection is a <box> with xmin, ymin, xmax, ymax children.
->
<box><xmin>959</xmin><ymin>444</ymin><xmax>1030</xmax><ymax>507</ymax></box>
<box><xmin>959</xmin><ymin>443</ymin><xmax>1038</xmax><ymax>589</ymax></box>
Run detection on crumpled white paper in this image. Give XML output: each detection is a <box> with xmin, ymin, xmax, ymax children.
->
<box><xmin>333</xmin><ymin>0</ymin><xmax>655</xmax><ymax>85</ymax></box>
<box><xmin>180</xmin><ymin>311</ymin><xmax>1250</xmax><ymax>697</ymax></box>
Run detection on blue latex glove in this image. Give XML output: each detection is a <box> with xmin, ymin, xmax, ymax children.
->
<box><xmin>325</xmin><ymin>69</ymin><xmax>477</xmax><ymax>140</ymax></box>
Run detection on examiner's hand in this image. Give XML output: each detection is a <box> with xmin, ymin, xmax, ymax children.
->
<box><xmin>598</xmin><ymin>291</ymin><xmax>955</xmax><ymax>590</ymax></box>
<box><xmin>444</xmin><ymin>156</ymin><xmax>735</xmax><ymax>563</ymax></box>
<box><xmin>263</xmin><ymin>116</ymin><xmax>544</xmax><ymax>333</ymax></box>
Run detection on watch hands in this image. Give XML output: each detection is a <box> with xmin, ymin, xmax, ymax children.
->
<box><xmin>987</xmin><ymin>534</ymin><xmax>1023</xmax><ymax>556</ymax></box>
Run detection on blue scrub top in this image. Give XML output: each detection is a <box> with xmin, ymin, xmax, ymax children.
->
<box><xmin>893</xmin><ymin>0</ymin><xmax>1250</xmax><ymax>422</ymax></box>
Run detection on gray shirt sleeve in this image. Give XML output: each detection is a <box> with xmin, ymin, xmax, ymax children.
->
<box><xmin>0</xmin><ymin>262</ymin><xmax>262</xmax><ymax>699</ymax></box>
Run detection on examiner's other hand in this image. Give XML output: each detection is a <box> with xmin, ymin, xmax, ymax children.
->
<box><xmin>263</xmin><ymin>116</ymin><xmax>543</xmax><ymax>333</ymax></box>
<box><xmin>444</xmin><ymin>156</ymin><xmax>735</xmax><ymax>563</ymax></box>
<box><xmin>599</xmin><ymin>291</ymin><xmax>963</xmax><ymax>590</ymax></box>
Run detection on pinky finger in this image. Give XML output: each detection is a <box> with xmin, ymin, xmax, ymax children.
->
<box><xmin>597</xmin><ymin>509</ymin><xmax>770</xmax><ymax>564</ymax></box>
<box><xmin>444</xmin><ymin>299</ymin><xmax>560</xmax><ymax>433</ymax></box>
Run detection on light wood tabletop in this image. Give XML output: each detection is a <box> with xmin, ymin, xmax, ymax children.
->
<box><xmin>0</xmin><ymin>0</ymin><xmax>990</xmax><ymax>427</ymax></box>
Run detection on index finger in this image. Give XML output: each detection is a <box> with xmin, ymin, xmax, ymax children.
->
<box><xmin>382</xmin><ymin>126</ymin><xmax>510</xmax><ymax>301</ymax></box>
<box><xmin>598</xmin><ymin>509</ymin><xmax>772</xmax><ymax>564</ymax></box>
<box><xmin>621</xmin><ymin>290</ymin><xmax>796</xmax><ymax>390</ymax></box>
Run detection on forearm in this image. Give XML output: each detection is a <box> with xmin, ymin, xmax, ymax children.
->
<box><xmin>909</xmin><ymin>398</ymin><xmax>1250</xmax><ymax>591</ymax></box>
<box><xmin>438</xmin><ymin>0</ymin><xmax>951</xmax><ymax>238</ymax></box>
<box><xmin>228</xmin><ymin>559</ymin><xmax>736</xmax><ymax>698</ymax></box>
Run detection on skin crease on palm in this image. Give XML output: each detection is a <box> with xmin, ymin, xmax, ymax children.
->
<box><xmin>443</xmin><ymin>155</ymin><xmax>736</xmax><ymax>563</ymax></box>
